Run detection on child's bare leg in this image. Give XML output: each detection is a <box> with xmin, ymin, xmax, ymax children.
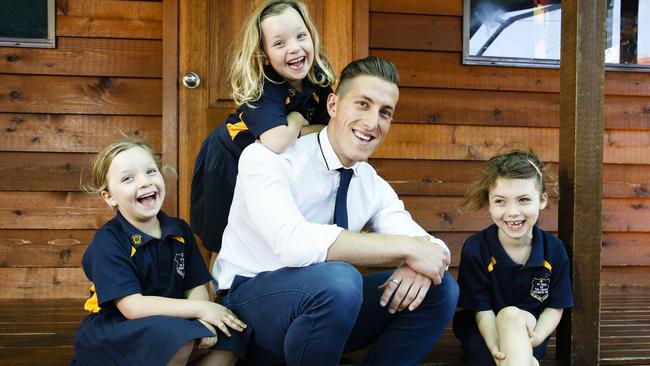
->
<box><xmin>191</xmin><ymin>350</ymin><xmax>238</xmax><ymax>366</ymax></box>
<box><xmin>167</xmin><ymin>341</ymin><xmax>194</xmax><ymax>366</ymax></box>
<box><xmin>496</xmin><ymin>306</ymin><xmax>537</xmax><ymax>366</ymax></box>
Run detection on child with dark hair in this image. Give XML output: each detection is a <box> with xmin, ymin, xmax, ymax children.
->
<box><xmin>454</xmin><ymin>149</ymin><xmax>573</xmax><ymax>366</ymax></box>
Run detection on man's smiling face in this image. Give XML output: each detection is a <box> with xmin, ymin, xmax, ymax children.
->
<box><xmin>326</xmin><ymin>75</ymin><xmax>399</xmax><ymax>167</ymax></box>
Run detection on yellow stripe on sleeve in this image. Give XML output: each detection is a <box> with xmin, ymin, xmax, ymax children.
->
<box><xmin>227</xmin><ymin>112</ymin><xmax>250</xmax><ymax>140</ymax></box>
<box><xmin>83</xmin><ymin>284</ymin><xmax>101</xmax><ymax>314</ymax></box>
<box><xmin>487</xmin><ymin>256</ymin><xmax>497</xmax><ymax>272</ymax></box>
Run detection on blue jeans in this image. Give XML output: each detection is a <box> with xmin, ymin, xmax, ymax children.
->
<box><xmin>222</xmin><ymin>261</ymin><xmax>459</xmax><ymax>366</ymax></box>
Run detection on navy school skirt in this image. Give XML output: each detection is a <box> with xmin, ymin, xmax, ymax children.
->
<box><xmin>190</xmin><ymin>130</ymin><xmax>239</xmax><ymax>253</ymax></box>
<box><xmin>71</xmin><ymin>308</ymin><xmax>250</xmax><ymax>365</ymax></box>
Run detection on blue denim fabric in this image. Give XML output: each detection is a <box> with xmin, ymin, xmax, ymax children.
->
<box><xmin>222</xmin><ymin>262</ymin><xmax>459</xmax><ymax>366</ymax></box>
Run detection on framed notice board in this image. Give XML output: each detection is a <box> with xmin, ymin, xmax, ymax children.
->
<box><xmin>0</xmin><ymin>0</ymin><xmax>55</xmax><ymax>48</ymax></box>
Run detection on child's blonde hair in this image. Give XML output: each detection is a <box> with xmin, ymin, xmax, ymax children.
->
<box><xmin>230</xmin><ymin>0</ymin><xmax>335</xmax><ymax>107</ymax></box>
<box><xmin>462</xmin><ymin>149</ymin><xmax>551</xmax><ymax>211</ymax></box>
<box><xmin>83</xmin><ymin>139</ymin><xmax>159</xmax><ymax>194</ymax></box>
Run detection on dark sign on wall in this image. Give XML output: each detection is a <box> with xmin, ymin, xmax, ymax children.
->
<box><xmin>0</xmin><ymin>0</ymin><xmax>55</xmax><ymax>48</ymax></box>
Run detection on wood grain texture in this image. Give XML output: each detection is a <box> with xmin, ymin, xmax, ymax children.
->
<box><xmin>374</xmin><ymin>124</ymin><xmax>559</xmax><ymax>162</ymax></box>
<box><xmin>0</xmin><ymin>268</ymin><xmax>89</xmax><ymax>298</ymax></box>
<box><xmin>371</xmin><ymin>50</ymin><xmax>650</xmax><ymax>96</ymax></box>
<box><xmin>56</xmin><ymin>0</ymin><xmax>162</xmax><ymax>39</ymax></box>
<box><xmin>0</xmin><ymin>230</ymin><xmax>93</xmax><ymax>267</ymax></box>
<box><xmin>370</xmin><ymin>0</ymin><xmax>462</xmax><ymax>16</ymax></box>
<box><xmin>374</xmin><ymin>124</ymin><xmax>650</xmax><ymax>165</ymax></box>
<box><xmin>0</xmin><ymin>114</ymin><xmax>162</xmax><ymax>153</ymax></box>
<box><xmin>0</xmin><ymin>75</ymin><xmax>162</xmax><ymax>115</ymax></box>
<box><xmin>354</xmin><ymin>0</ymin><xmax>370</xmax><ymax>59</ymax></box>
<box><xmin>0</xmin><ymin>37</ymin><xmax>162</xmax><ymax>77</ymax></box>
<box><xmin>602</xmin><ymin>233</ymin><xmax>650</xmax><ymax>266</ymax></box>
<box><xmin>0</xmin><ymin>152</ymin><xmax>91</xmax><ymax>191</ymax></box>
<box><xmin>323</xmin><ymin>0</ymin><xmax>354</xmax><ymax>78</ymax></box>
<box><xmin>178</xmin><ymin>0</ymin><xmax>209</xmax><ymax>222</ymax></box>
<box><xmin>0</xmin><ymin>191</ymin><xmax>112</xmax><ymax>230</ymax></box>
<box><xmin>161</xmin><ymin>0</ymin><xmax>179</xmax><ymax>215</ymax></box>
<box><xmin>556</xmin><ymin>0</ymin><xmax>606</xmax><ymax>362</ymax></box>
<box><xmin>370</xmin><ymin>13</ymin><xmax>461</xmax><ymax>52</ymax></box>
<box><xmin>395</xmin><ymin>88</ymin><xmax>650</xmax><ymax>129</ymax></box>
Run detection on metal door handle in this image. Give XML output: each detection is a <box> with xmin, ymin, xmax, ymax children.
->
<box><xmin>183</xmin><ymin>72</ymin><xmax>201</xmax><ymax>89</ymax></box>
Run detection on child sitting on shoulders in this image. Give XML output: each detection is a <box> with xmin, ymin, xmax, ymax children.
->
<box><xmin>191</xmin><ymin>0</ymin><xmax>336</xmax><ymax>258</ymax></box>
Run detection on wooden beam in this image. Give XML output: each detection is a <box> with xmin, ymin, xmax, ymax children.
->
<box><xmin>557</xmin><ymin>0</ymin><xmax>606</xmax><ymax>364</ymax></box>
<box><xmin>178</xmin><ymin>0</ymin><xmax>209</xmax><ymax>222</ymax></box>
<box><xmin>323</xmin><ymin>0</ymin><xmax>354</xmax><ymax>77</ymax></box>
<box><xmin>354</xmin><ymin>0</ymin><xmax>369</xmax><ymax>59</ymax></box>
<box><xmin>162</xmin><ymin>0</ymin><xmax>179</xmax><ymax>216</ymax></box>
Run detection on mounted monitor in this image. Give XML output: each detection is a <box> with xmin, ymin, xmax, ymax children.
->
<box><xmin>0</xmin><ymin>0</ymin><xmax>55</xmax><ymax>48</ymax></box>
<box><xmin>463</xmin><ymin>0</ymin><xmax>650</xmax><ymax>71</ymax></box>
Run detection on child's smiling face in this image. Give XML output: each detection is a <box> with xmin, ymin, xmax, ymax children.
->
<box><xmin>488</xmin><ymin>177</ymin><xmax>547</xmax><ymax>247</ymax></box>
<box><xmin>101</xmin><ymin>146</ymin><xmax>165</xmax><ymax>228</ymax></box>
<box><xmin>261</xmin><ymin>6</ymin><xmax>314</xmax><ymax>90</ymax></box>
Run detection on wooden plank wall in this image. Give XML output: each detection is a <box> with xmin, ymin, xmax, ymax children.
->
<box><xmin>0</xmin><ymin>0</ymin><xmax>163</xmax><ymax>298</ymax></box>
<box><xmin>367</xmin><ymin>0</ymin><xmax>650</xmax><ymax>294</ymax></box>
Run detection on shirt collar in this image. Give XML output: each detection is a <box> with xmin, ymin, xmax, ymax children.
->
<box><xmin>317</xmin><ymin>127</ymin><xmax>359</xmax><ymax>176</ymax></box>
<box><xmin>264</xmin><ymin>67</ymin><xmax>316</xmax><ymax>94</ymax></box>
<box><xmin>486</xmin><ymin>224</ymin><xmax>545</xmax><ymax>268</ymax></box>
<box><xmin>114</xmin><ymin>211</ymin><xmax>183</xmax><ymax>247</ymax></box>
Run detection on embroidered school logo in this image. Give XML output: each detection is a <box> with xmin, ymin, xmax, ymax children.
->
<box><xmin>131</xmin><ymin>234</ymin><xmax>143</xmax><ymax>246</ymax></box>
<box><xmin>530</xmin><ymin>275</ymin><xmax>550</xmax><ymax>302</ymax></box>
<box><xmin>174</xmin><ymin>253</ymin><xmax>185</xmax><ymax>278</ymax></box>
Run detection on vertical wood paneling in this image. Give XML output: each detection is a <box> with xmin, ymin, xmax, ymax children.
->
<box><xmin>323</xmin><ymin>0</ymin><xmax>354</xmax><ymax>77</ymax></box>
<box><xmin>162</xmin><ymin>0</ymin><xmax>179</xmax><ymax>215</ymax></box>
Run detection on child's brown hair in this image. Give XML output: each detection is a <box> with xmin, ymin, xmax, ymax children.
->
<box><xmin>462</xmin><ymin>149</ymin><xmax>551</xmax><ymax>211</ymax></box>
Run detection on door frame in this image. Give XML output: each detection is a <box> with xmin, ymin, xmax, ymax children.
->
<box><xmin>173</xmin><ymin>0</ymin><xmax>369</xmax><ymax>221</ymax></box>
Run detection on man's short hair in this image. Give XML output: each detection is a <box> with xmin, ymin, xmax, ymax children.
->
<box><xmin>335</xmin><ymin>56</ymin><xmax>400</xmax><ymax>97</ymax></box>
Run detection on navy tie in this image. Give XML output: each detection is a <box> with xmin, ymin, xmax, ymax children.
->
<box><xmin>333</xmin><ymin>168</ymin><xmax>353</xmax><ymax>229</ymax></box>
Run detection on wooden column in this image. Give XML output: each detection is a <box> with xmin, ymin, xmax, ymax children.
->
<box><xmin>557</xmin><ymin>0</ymin><xmax>606</xmax><ymax>364</ymax></box>
<box><xmin>162</xmin><ymin>0</ymin><xmax>179</xmax><ymax>216</ymax></box>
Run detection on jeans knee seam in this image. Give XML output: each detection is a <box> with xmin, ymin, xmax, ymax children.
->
<box><xmin>295</xmin><ymin>305</ymin><xmax>317</xmax><ymax>366</ymax></box>
<box><xmin>226</xmin><ymin>289</ymin><xmax>315</xmax><ymax>308</ymax></box>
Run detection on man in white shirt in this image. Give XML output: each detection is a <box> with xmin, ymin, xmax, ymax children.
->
<box><xmin>214</xmin><ymin>56</ymin><xmax>459</xmax><ymax>365</ymax></box>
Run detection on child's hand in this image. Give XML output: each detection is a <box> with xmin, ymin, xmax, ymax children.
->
<box><xmin>198</xmin><ymin>302</ymin><xmax>247</xmax><ymax>337</ymax></box>
<box><xmin>197</xmin><ymin>319</ymin><xmax>218</xmax><ymax>349</ymax></box>
<box><xmin>526</xmin><ymin>323</ymin><xmax>544</xmax><ymax>347</ymax></box>
<box><xmin>288</xmin><ymin>111</ymin><xmax>310</xmax><ymax>126</ymax></box>
<box><xmin>490</xmin><ymin>345</ymin><xmax>506</xmax><ymax>363</ymax></box>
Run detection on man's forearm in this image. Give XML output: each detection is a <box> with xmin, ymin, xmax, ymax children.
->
<box><xmin>326</xmin><ymin>230</ymin><xmax>449</xmax><ymax>282</ymax></box>
<box><xmin>325</xmin><ymin>231</ymin><xmax>410</xmax><ymax>266</ymax></box>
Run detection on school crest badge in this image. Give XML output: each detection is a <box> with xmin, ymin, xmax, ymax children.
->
<box><xmin>530</xmin><ymin>275</ymin><xmax>550</xmax><ymax>302</ymax></box>
<box><xmin>174</xmin><ymin>253</ymin><xmax>185</xmax><ymax>278</ymax></box>
<box><xmin>131</xmin><ymin>234</ymin><xmax>143</xmax><ymax>246</ymax></box>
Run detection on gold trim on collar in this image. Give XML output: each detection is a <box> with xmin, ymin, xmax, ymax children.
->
<box><xmin>543</xmin><ymin>260</ymin><xmax>552</xmax><ymax>271</ymax></box>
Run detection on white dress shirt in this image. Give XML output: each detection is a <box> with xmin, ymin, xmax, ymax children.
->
<box><xmin>214</xmin><ymin>127</ymin><xmax>449</xmax><ymax>289</ymax></box>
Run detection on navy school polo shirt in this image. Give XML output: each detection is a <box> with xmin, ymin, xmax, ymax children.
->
<box><xmin>457</xmin><ymin>224</ymin><xmax>573</xmax><ymax>318</ymax></box>
<box><xmin>82</xmin><ymin>211</ymin><xmax>212</xmax><ymax>313</ymax></box>
<box><xmin>216</xmin><ymin>68</ymin><xmax>333</xmax><ymax>156</ymax></box>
